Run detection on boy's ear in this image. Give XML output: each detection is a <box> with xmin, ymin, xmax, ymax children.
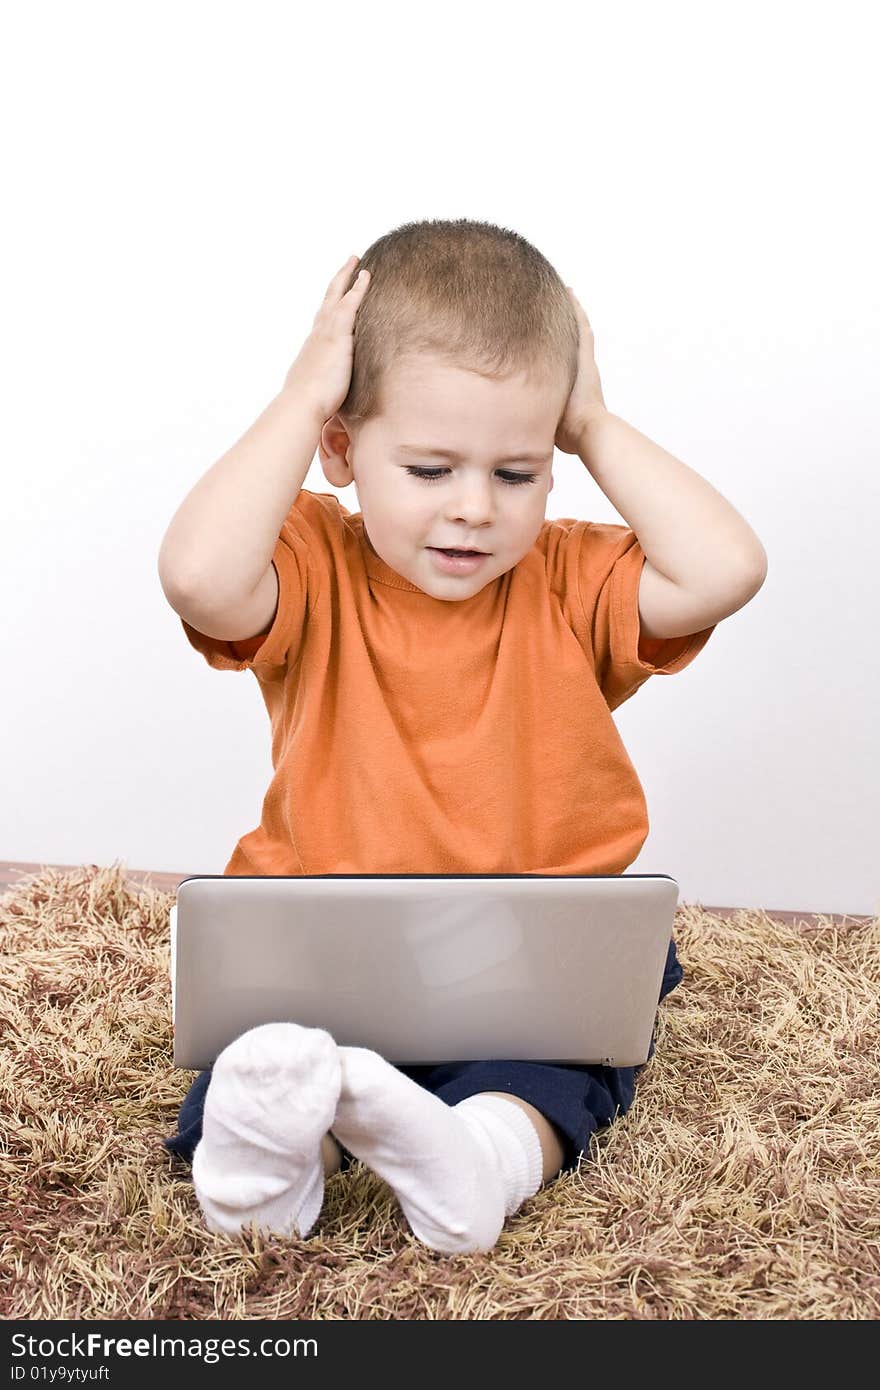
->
<box><xmin>318</xmin><ymin>415</ymin><xmax>355</xmax><ymax>486</ymax></box>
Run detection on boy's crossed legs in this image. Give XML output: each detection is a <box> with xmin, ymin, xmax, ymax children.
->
<box><xmin>192</xmin><ymin>1022</ymin><xmax>564</xmax><ymax>1254</ymax></box>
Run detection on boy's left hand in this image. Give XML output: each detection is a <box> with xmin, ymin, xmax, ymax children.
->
<box><xmin>554</xmin><ymin>287</ymin><xmax>608</xmax><ymax>455</ymax></box>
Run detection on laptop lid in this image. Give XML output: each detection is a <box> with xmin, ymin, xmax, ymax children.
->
<box><xmin>170</xmin><ymin>873</ymin><xmax>680</xmax><ymax>1070</ymax></box>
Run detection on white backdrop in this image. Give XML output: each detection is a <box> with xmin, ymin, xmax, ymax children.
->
<box><xmin>2</xmin><ymin>1</ymin><xmax>877</xmax><ymax>915</ymax></box>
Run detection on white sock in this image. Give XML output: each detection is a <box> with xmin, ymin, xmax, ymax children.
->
<box><xmin>330</xmin><ymin>1047</ymin><xmax>545</xmax><ymax>1254</ymax></box>
<box><xmin>191</xmin><ymin>1021</ymin><xmax>340</xmax><ymax>1239</ymax></box>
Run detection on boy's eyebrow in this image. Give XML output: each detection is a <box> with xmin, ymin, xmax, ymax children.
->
<box><xmin>395</xmin><ymin>444</ymin><xmax>551</xmax><ymax>463</ymax></box>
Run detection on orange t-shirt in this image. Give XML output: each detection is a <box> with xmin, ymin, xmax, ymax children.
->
<box><xmin>180</xmin><ymin>489</ymin><xmax>716</xmax><ymax>877</ymax></box>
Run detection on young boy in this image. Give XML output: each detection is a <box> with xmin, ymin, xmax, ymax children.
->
<box><xmin>159</xmin><ymin>219</ymin><xmax>767</xmax><ymax>1255</ymax></box>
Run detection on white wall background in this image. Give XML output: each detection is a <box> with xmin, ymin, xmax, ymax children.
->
<box><xmin>2</xmin><ymin>1</ymin><xmax>877</xmax><ymax>916</ymax></box>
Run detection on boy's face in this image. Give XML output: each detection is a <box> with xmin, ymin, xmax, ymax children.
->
<box><xmin>321</xmin><ymin>353</ymin><xmax>566</xmax><ymax>601</ymax></box>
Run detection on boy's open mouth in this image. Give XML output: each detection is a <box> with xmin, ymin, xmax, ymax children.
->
<box><xmin>427</xmin><ymin>547</ymin><xmax>492</xmax><ymax>572</ymax></box>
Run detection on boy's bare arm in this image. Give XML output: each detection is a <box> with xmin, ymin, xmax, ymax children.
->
<box><xmin>157</xmin><ymin>254</ymin><xmax>370</xmax><ymax>613</ymax></box>
<box><xmin>157</xmin><ymin>389</ymin><xmax>325</xmax><ymax>609</ymax></box>
<box><xmin>556</xmin><ymin>287</ymin><xmax>767</xmax><ymax>639</ymax></box>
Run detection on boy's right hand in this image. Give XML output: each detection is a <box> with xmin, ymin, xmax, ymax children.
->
<box><xmin>282</xmin><ymin>255</ymin><xmax>371</xmax><ymax>422</ymax></box>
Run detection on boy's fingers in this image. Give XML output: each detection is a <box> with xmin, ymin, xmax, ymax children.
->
<box><xmin>346</xmin><ymin>268</ymin><xmax>370</xmax><ymax>293</ymax></box>
<box><xmin>567</xmin><ymin>289</ymin><xmax>592</xmax><ymax>329</ymax></box>
<box><xmin>324</xmin><ymin>255</ymin><xmax>361</xmax><ymax>302</ymax></box>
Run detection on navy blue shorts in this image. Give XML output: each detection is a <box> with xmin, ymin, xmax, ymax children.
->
<box><xmin>164</xmin><ymin>937</ymin><xmax>683</xmax><ymax>1175</ymax></box>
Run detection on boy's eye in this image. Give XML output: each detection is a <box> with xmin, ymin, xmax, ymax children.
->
<box><xmin>404</xmin><ymin>466</ymin><xmax>538</xmax><ymax>486</ymax></box>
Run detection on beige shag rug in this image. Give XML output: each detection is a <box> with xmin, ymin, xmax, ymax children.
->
<box><xmin>1</xmin><ymin>862</ymin><xmax>878</xmax><ymax>1320</ymax></box>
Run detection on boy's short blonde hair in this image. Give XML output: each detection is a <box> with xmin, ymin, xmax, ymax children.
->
<box><xmin>339</xmin><ymin>218</ymin><xmax>579</xmax><ymax>429</ymax></box>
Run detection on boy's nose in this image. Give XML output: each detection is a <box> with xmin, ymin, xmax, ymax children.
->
<box><xmin>446</xmin><ymin>488</ymin><xmax>495</xmax><ymax>524</ymax></box>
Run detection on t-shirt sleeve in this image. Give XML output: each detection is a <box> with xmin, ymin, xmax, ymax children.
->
<box><xmin>178</xmin><ymin>493</ymin><xmax>327</xmax><ymax>674</ymax></box>
<box><xmin>547</xmin><ymin>517</ymin><xmax>717</xmax><ymax>711</ymax></box>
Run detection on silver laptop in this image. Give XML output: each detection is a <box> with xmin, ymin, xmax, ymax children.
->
<box><xmin>170</xmin><ymin>873</ymin><xmax>680</xmax><ymax>1070</ymax></box>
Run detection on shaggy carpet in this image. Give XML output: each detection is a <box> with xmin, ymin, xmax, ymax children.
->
<box><xmin>1</xmin><ymin>862</ymin><xmax>878</xmax><ymax>1320</ymax></box>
